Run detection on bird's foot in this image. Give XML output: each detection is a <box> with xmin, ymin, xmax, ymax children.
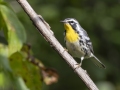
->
<box><xmin>74</xmin><ymin>63</ymin><xmax>89</xmax><ymax>75</ymax></box>
<box><xmin>63</xmin><ymin>47</ymin><xmax>68</xmax><ymax>53</ymax></box>
<box><xmin>64</xmin><ymin>47</ymin><xmax>68</xmax><ymax>52</ymax></box>
<box><xmin>74</xmin><ymin>63</ymin><xmax>82</xmax><ymax>69</ymax></box>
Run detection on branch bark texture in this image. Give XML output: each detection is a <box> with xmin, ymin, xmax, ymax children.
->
<box><xmin>16</xmin><ymin>0</ymin><xmax>99</xmax><ymax>90</ymax></box>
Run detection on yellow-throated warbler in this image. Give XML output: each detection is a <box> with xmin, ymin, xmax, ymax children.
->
<box><xmin>61</xmin><ymin>18</ymin><xmax>105</xmax><ymax>68</ymax></box>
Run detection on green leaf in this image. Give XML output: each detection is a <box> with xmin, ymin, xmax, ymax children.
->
<box><xmin>0</xmin><ymin>43</ymin><xmax>12</xmax><ymax>72</ymax></box>
<box><xmin>0</xmin><ymin>4</ymin><xmax>26</xmax><ymax>56</ymax></box>
<box><xmin>9</xmin><ymin>52</ymin><xmax>42</xmax><ymax>90</ymax></box>
<box><xmin>0</xmin><ymin>71</ymin><xmax>28</xmax><ymax>90</ymax></box>
<box><xmin>14</xmin><ymin>77</ymin><xmax>29</xmax><ymax>90</ymax></box>
<box><xmin>0</xmin><ymin>72</ymin><xmax>5</xmax><ymax>88</ymax></box>
<box><xmin>0</xmin><ymin>72</ymin><xmax>11</xmax><ymax>90</ymax></box>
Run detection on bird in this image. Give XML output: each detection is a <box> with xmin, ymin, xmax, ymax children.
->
<box><xmin>60</xmin><ymin>18</ymin><xmax>105</xmax><ymax>69</ymax></box>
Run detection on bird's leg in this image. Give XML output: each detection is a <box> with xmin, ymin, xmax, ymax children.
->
<box><xmin>63</xmin><ymin>47</ymin><xmax>68</xmax><ymax>53</ymax></box>
<box><xmin>64</xmin><ymin>47</ymin><xmax>68</xmax><ymax>52</ymax></box>
<box><xmin>74</xmin><ymin>56</ymin><xmax>84</xmax><ymax>69</ymax></box>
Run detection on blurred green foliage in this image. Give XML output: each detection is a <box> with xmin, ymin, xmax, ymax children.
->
<box><xmin>1</xmin><ymin>0</ymin><xmax>120</xmax><ymax>90</ymax></box>
<box><xmin>0</xmin><ymin>1</ymin><xmax>42</xmax><ymax>90</ymax></box>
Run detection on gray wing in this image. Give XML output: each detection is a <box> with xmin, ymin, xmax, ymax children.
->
<box><xmin>78</xmin><ymin>27</ymin><xmax>94</xmax><ymax>53</ymax></box>
<box><xmin>86</xmin><ymin>39</ymin><xmax>94</xmax><ymax>53</ymax></box>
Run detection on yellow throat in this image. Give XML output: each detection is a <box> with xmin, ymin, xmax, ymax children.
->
<box><xmin>64</xmin><ymin>23</ymin><xmax>79</xmax><ymax>42</ymax></box>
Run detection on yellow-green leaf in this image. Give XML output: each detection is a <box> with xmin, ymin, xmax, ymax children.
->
<box><xmin>0</xmin><ymin>72</ymin><xmax>11</xmax><ymax>89</ymax></box>
<box><xmin>0</xmin><ymin>4</ymin><xmax>26</xmax><ymax>56</ymax></box>
<box><xmin>0</xmin><ymin>43</ymin><xmax>12</xmax><ymax>72</ymax></box>
<box><xmin>9</xmin><ymin>52</ymin><xmax>42</xmax><ymax>90</ymax></box>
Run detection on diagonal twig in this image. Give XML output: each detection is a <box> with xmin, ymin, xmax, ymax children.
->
<box><xmin>16</xmin><ymin>0</ymin><xmax>99</xmax><ymax>90</ymax></box>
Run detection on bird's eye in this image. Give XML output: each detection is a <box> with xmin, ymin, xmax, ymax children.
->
<box><xmin>69</xmin><ymin>21</ymin><xmax>74</xmax><ymax>23</ymax></box>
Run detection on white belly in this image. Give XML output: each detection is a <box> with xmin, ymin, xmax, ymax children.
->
<box><xmin>66</xmin><ymin>40</ymin><xmax>85</xmax><ymax>58</ymax></box>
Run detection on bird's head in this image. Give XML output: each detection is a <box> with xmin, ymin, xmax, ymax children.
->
<box><xmin>60</xmin><ymin>18</ymin><xmax>80</xmax><ymax>32</ymax></box>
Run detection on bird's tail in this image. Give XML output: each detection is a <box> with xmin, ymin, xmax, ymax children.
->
<box><xmin>90</xmin><ymin>54</ymin><xmax>106</xmax><ymax>69</ymax></box>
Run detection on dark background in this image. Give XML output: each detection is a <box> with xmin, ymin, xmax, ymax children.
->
<box><xmin>7</xmin><ymin>0</ymin><xmax>120</xmax><ymax>90</ymax></box>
